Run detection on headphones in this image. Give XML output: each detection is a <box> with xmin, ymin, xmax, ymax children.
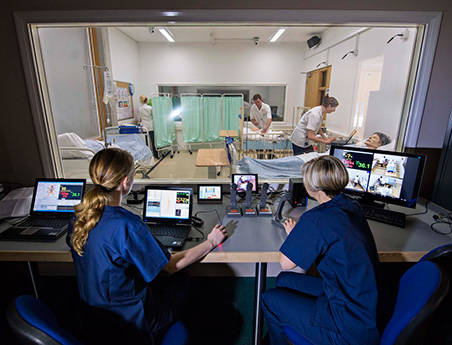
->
<box><xmin>191</xmin><ymin>216</ymin><xmax>204</xmax><ymax>227</ymax></box>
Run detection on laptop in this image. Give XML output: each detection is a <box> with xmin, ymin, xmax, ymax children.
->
<box><xmin>331</xmin><ymin>129</ymin><xmax>357</xmax><ymax>146</ymax></box>
<box><xmin>143</xmin><ymin>186</ymin><xmax>193</xmax><ymax>249</ymax></box>
<box><xmin>0</xmin><ymin>178</ymin><xmax>86</xmax><ymax>242</ymax></box>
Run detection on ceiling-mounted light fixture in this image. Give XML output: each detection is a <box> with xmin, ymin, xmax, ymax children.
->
<box><xmin>341</xmin><ymin>50</ymin><xmax>358</xmax><ymax>60</ymax></box>
<box><xmin>159</xmin><ymin>28</ymin><xmax>175</xmax><ymax>42</ymax></box>
<box><xmin>269</xmin><ymin>28</ymin><xmax>286</xmax><ymax>42</ymax></box>
<box><xmin>387</xmin><ymin>29</ymin><xmax>409</xmax><ymax>44</ymax></box>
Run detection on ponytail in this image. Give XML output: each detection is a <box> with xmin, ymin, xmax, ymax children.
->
<box><xmin>71</xmin><ymin>148</ymin><xmax>134</xmax><ymax>256</ymax></box>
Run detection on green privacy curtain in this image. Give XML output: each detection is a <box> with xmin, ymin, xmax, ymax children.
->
<box><xmin>180</xmin><ymin>96</ymin><xmax>202</xmax><ymax>143</ymax></box>
<box><xmin>222</xmin><ymin>96</ymin><xmax>242</xmax><ymax>133</ymax></box>
<box><xmin>203</xmin><ymin>96</ymin><xmax>222</xmax><ymax>142</ymax></box>
<box><xmin>151</xmin><ymin>96</ymin><xmax>175</xmax><ymax>148</ymax></box>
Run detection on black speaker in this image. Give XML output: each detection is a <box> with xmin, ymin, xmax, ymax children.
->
<box><xmin>307</xmin><ymin>35</ymin><xmax>321</xmax><ymax>48</ymax></box>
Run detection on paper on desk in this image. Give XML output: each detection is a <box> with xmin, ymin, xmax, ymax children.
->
<box><xmin>0</xmin><ymin>187</ymin><xmax>33</xmax><ymax>219</ymax></box>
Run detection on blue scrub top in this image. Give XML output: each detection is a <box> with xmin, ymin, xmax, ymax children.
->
<box><xmin>281</xmin><ymin>193</ymin><xmax>380</xmax><ymax>345</ymax></box>
<box><xmin>67</xmin><ymin>206</ymin><xmax>170</xmax><ymax>335</ymax></box>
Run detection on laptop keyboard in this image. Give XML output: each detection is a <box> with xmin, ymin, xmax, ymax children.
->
<box><xmin>149</xmin><ymin>225</ymin><xmax>188</xmax><ymax>238</ymax></box>
<box><xmin>19</xmin><ymin>218</ymin><xmax>68</xmax><ymax>228</ymax></box>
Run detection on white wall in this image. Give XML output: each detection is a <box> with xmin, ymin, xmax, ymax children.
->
<box><xmin>108</xmin><ymin>28</ymin><xmax>140</xmax><ymax>119</ymax></box>
<box><xmin>303</xmin><ymin>27</ymin><xmax>416</xmax><ymax>148</ymax></box>
<box><xmin>39</xmin><ymin>28</ymin><xmax>99</xmax><ymax>138</ymax></box>
<box><xmin>135</xmin><ymin>42</ymin><xmax>306</xmax><ymax>127</ymax></box>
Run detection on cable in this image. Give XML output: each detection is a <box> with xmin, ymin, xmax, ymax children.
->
<box><xmin>430</xmin><ymin>221</ymin><xmax>452</xmax><ymax>235</ymax></box>
<box><xmin>194</xmin><ymin>209</ymin><xmax>222</xmax><ymax>225</ymax></box>
<box><xmin>405</xmin><ymin>201</ymin><xmax>429</xmax><ymax>217</ymax></box>
<box><xmin>190</xmin><ymin>226</ymin><xmax>205</xmax><ymax>240</ymax></box>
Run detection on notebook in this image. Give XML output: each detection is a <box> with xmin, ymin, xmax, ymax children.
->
<box><xmin>331</xmin><ymin>129</ymin><xmax>357</xmax><ymax>146</ymax></box>
<box><xmin>143</xmin><ymin>186</ymin><xmax>193</xmax><ymax>249</ymax></box>
<box><xmin>0</xmin><ymin>178</ymin><xmax>86</xmax><ymax>242</ymax></box>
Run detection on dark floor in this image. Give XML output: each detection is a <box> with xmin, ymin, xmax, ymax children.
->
<box><xmin>1</xmin><ymin>262</ymin><xmax>450</xmax><ymax>345</ymax></box>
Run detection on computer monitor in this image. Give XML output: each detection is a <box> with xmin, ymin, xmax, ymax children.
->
<box><xmin>31</xmin><ymin>179</ymin><xmax>86</xmax><ymax>214</ymax></box>
<box><xmin>232</xmin><ymin>174</ymin><xmax>258</xmax><ymax>193</ymax></box>
<box><xmin>329</xmin><ymin>145</ymin><xmax>425</xmax><ymax>208</ymax></box>
<box><xmin>143</xmin><ymin>187</ymin><xmax>192</xmax><ymax>224</ymax></box>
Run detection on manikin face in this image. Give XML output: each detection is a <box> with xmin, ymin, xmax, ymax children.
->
<box><xmin>254</xmin><ymin>98</ymin><xmax>263</xmax><ymax>109</ymax></box>
<box><xmin>365</xmin><ymin>134</ymin><xmax>382</xmax><ymax>149</ymax></box>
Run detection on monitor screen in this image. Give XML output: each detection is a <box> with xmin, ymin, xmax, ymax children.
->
<box><xmin>232</xmin><ymin>174</ymin><xmax>258</xmax><ymax>193</ymax></box>
<box><xmin>33</xmin><ymin>180</ymin><xmax>85</xmax><ymax>212</ymax></box>
<box><xmin>144</xmin><ymin>188</ymin><xmax>191</xmax><ymax>220</ymax></box>
<box><xmin>330</xmin><ymin>146</ymin><xmax>424</xmax><ymax>208</ymax></box>
<box><xmin>198</xmin><ymin>185</ymin><xmax>222</xmax><ymax>200</ymax></box>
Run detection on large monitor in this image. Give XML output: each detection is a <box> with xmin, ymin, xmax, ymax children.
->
<box><xmin>329</xmin><ymin>145</ymin><xmax>425</xmax><ymax>208</ymax></box>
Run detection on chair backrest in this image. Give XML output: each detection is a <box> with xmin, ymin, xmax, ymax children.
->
<box><xmin>380</xmin><ymin>261</ymin><xmax>449</xmax><ymax>345</ymax></box>
<box><xmin>420</xmin><ymin>243</ymin><xmax>452</xmax><ymax>263</ymax></box>
<box><xmin>6</xmin><ymin>295</ymin><xmax>83</xmax><ymax>345</ymax></box>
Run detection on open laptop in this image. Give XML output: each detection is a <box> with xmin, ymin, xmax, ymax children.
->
<box><xmin>143</xmin><ymin>186</ymin><xmax>193</xmax><ymax>249</ymax></box>
<box><xmin>0</xmin><ymin>178</ymin><xmax>86</xmax><ymax>242</ymax></box>
<box><xmin>331</xmin><ymin>129</ymin><xmax>357</xmax><ymax>146</ymax></box>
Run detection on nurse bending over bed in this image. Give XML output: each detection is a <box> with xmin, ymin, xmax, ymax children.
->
<box><xmin>262</xmin><ymin>156</ymin><xmax>383</xmax><ymax>345</ymax></box>
<box><xmin>67</xmin><ymin>148</ymin><xmax>227</xmax><ymax>344</ymax></box>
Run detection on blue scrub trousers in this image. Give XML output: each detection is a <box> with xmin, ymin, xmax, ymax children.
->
<box><xmin>262</xmin><ymin>272</ymin><xmax>342</xmax><ymax>345</ymax></box>
<box><xmin>292</xmin><ymin>143</ymin><xmax>313</xmax><ymax>155</ymax></box>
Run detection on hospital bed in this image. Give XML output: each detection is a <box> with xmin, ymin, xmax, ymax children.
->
<box><xmin>58</xmin><ymin>131</ymin><xmax>156</xmax><ymax>178</ymax></box>
<box><xmin>240</xmin><ymin>127</ymin><xmax>292</xmax><ymax>159</ymax></box>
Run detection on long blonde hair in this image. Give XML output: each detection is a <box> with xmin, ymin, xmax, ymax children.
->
<box><xmin>71</xmin><ymin>148</ymin><xmax>134</xmax><ymax>256</ymax></box>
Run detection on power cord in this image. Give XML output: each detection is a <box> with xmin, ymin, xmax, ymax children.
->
<box><xmin>405</xmin><ymin>201</ymin><xmax>429</xmax><ymax>217</ymax></box>
<box><xmin>194</xmin><ymin>209</ymin><xmax>222</xmax><ymax>225</ymax></box>
<box><xmin>430</xmin><ymin>213</ymin><xmax>452</xmax><ymax>235</ymax></box>
<box><xmin>187</xmin><ymin>226</ymin><xmax>205</xmax><ymax>241</ymax></box>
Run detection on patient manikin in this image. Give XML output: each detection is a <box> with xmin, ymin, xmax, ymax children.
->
<box><xmin>236</xmin><ymin>132</ymin><xmax>392</xmax><ymax>179</ymax></box>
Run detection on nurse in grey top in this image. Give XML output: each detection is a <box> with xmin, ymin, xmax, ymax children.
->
<box><xmin>290</xmin><ymin>97</ymin><xmax>339</xmax><ymax>155</ymax></box>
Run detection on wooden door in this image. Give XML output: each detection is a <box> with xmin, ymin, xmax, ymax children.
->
<box><xmin>304</xmin><ymin>66</ymin><xmax>332</xmax><ymax>108</ymax></box>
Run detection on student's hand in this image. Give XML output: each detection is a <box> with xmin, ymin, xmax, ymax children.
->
<box><xmin>283</xmin><ymin>218</ymin><xmax>297</xmax><ymax>235</ymax></box>
<box><xmin>261</xmin><ymin>128</ymin><xmax>268</xmax><ymax>134</ymax></box>
<box><xmin>207</xmin><ymin>224</ymin><xmax>227</xmax><ymax>248</ymax></box>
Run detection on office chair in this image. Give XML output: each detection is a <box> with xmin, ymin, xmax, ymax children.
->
<box><xmin>7</xmin><ymin>295</ymin><xmax>188</xmax><ymax>345</ymax></box>
<box><xmin>6</xmin><ymin>295</ymin><xmax>83</xmax><ymax>345</ymax></box>
<box><xmin>283</xmin><ymin>261</ymin><xmax>449</xmax><ymax>345</ymax></box>
<box><xmin>420</xmin><ymin>243</ymin><xmax>452</xmax><ymax>263</ymax></box>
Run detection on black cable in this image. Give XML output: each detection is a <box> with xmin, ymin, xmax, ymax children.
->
<box><xmin>190</xmin><ymin>226</ymin><xmax>205</xmax><ymax>240</ymax></box>
<box><xmin>405</xmin><ymin>201</ymin><xmax>429</xmax><ymax>217</ymax></box>
<box><xmin>194</xmin><ymin>209</ymin><xmax>222</xmax><ymax>225</ymax></box>
<box><xmin>430</xmin><ymin>221</ymin><xmax>452</xmax><ymax>235</ymax></box>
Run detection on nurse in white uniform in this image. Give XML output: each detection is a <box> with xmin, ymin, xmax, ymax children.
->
<box><xmin>250</xmin><ymin>94</ymin><xmax>272</xmax><ymax>134</ymax></box>
<box><xmin>290</xmin><ymin>97</ymin><xmax>339</xmax><ymax>155</ymax></box>
<box><xmin>138</xmin><ymin>95</ymin><xmax>158</xmax><ymax>158</ymax></box>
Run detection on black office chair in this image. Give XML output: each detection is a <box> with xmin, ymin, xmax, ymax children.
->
<box><xmin>283</xmin><ymin>261</ymin><xmax>449</xmax><ymax>345</ymax></box>
<box><xmin>7</xmin><ymin>295</ymin><xmax>188</xmax><ymax>345</ymax></box>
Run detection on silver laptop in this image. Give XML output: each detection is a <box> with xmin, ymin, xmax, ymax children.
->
<box><xmin>0</xmin><ymin>178</ymin><xmax>86</xmax><ymax>242</ymax></box>
<box><xmin>143</xmin><ymin>186</ymin><xmax>193</xmax><ymax>249</ymax></box>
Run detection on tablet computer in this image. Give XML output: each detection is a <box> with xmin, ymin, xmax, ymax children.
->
<box><xmin>231</xmin><ymin>174</ymin><xmax>258</xmax><ymax>194</ymax></box>
<box><xmin>197</xmin><ymin>185</ymin><xmax>223</xmax><ymax>204</ymax></box>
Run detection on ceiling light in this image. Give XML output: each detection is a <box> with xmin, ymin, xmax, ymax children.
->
<box><xmin>269</xmin><ymin>28</ymin><xmax>286</xmax><ymax>42</ymax></box>
<box><xmin>159</xmin><ymin>28</ymin><xmax>175</xmax><ymax>42</ymax></box>
<box><xmin>162</xmin><ymin>11</ymin><xmax>180</xmax><ymax>17</ymax></box>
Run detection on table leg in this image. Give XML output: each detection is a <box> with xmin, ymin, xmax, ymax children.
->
<box><xmin>27</xmin><ymin>261</ymin><xmax>39</xmax><ymax>299</ymax></box>
<box><xmin>253</xmin><ymin>262</ymin><xmax>267</xmax><ymax>345</ymax></box>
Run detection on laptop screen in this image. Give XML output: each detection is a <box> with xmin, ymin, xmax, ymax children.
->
<box><xmin>33</xmin><ymin>180</ymin><xmax>85</xmax><ymax>213</ymax></box>
<box><xmin>144</xmin><ymin>188</ymin><xmax>192</xmax><ymax>222</ymax></box>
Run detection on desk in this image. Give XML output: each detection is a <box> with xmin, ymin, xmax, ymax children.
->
<box><xmin>195</xmin><ymin>148</ymin><xmax>230</xmax><ymax>178</ymax></box>
<box><xmin>1</xmin><ymin>198</ymin><xmax>451</xmax><ymax>345</ymax></box>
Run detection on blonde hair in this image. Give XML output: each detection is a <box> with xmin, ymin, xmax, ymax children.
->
<box><xmin>301</xmin><ymin>155</ymin><xmax>348</xmax><ymax>198</ymax></box>
<box><xmin>139</xmin><ymin>95</ymin><xmax>148</xmax><ymax>104</ymax></box>
<box><xmin>71</xmin><ymin>148</ymin><xmax>134</xmax><ymax>256</ymax></box>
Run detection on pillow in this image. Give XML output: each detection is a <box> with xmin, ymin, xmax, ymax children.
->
<box><xmin>57</xmin><ymin>133</ymin><xmax>94</xmax><ymax>159</ymax></box>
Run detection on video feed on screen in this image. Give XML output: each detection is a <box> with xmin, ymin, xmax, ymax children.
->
<box><xmin>33</xmin><ymin>181</ymin><xmax>84</xmax><ymax>212</ymax></box>
<box><xmin>145</xmin><ymin>189</ymin><xmax>191</xmax><ymax>220</ymax></box>
<box><xmin>233</xmin><ymin>174</ymin><xmax>257</xmax><ymax>193</ymax></box>
<box><xmin>331</xmin><ymin>147</ymin><xmax>423</xmax><ymax>204</ymax></box>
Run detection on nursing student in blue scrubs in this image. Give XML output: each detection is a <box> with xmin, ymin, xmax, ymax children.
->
<box><xmin>262</xmin><ymin>156</ymin><xmax>382</xmax><ymax>345</ymax></box>
<box><xmin>67</xmin><ymin>148</ymin><xmax>227</xmax><ymax>345</ymax></box>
